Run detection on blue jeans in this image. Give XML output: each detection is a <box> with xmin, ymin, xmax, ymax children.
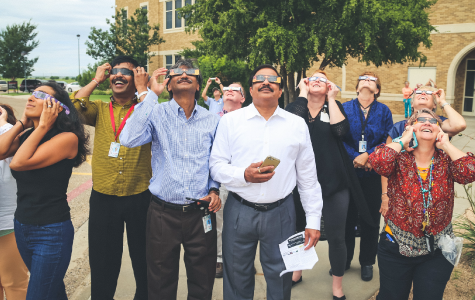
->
<box><xmin>14</xmin><ymin>219</ymin><xmax>74</xmax><ymax>300</ymax></box>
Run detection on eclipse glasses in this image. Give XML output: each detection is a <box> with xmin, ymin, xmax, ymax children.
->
<box><xmin>32</xmin><ymin>91</ymin><xmax>71</xmax><ymax>115</ymax></box>
<box><xmin>415</xmin><ymin>117</ymin><xmax>439</xmax><ymax>125</ymax></box>
<box><xmin>358</xmin><ymin>76</ymin><xmax>378</xmax><ymax>81</ymax></box>
<box><xmin>223</xmin><ymin>86</ymin><xmax>244</xmax><ymax>97</ymax></box>
<box><xmin>252</xmin><ymin>75</ymin><xmax>282</xmax><ymax>84</ymax></box>
<box><xmin>308</xmin><ymin>77</ymin><xmax>328</xmax><ymax>83</ymax></box>
<box><xmin>110</xmin><ymin>68</ymin><xmax>134</xmax><ymax>76</ymax></box>
<box><xmin>168</xmin><ymin>68</ymin><xmax>200</xmax><ymax>77</ymax></box>
<box><xmin>415</xmin><ymin>90</ymin><xmax>435</xmax><ymax>95</ymax></box>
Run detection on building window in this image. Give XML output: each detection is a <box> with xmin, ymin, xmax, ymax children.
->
<box><xmin>141</xmin><ymin>5</ymin><xmax>148</xmax><ymax>27</ymax></box>
<box><xmin>184</xmin><ymin>0</ymin><xmax>192</xmax><ymax>26</ymax></box>
<box><xmin>463</xmin><ymin>60</ymin><xmax>475</xmax><ymax>113</ymax></box>
<box><xmin>165</xmin><ymin>54</ymin><xmax>183</xmax><ymax>69</ymax></box>
<box><xmin>164</xmin><ymin>0</ymin><xmax>194</xmax><ymax>31</ymax></box>
<box><xmin>407</xmin><ymin>67</ymin><xmax>436</xmax><ymax>89</ymax></box>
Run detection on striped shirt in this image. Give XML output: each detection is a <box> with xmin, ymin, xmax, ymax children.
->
<box><xmin>120</xmin><ymin>92</ymin><xmax>220</xmax><ymax>204</ymax></box>
<box><xmin>70</xmin><ymin>91</ymin><xmax>152</xmax><ymax>196</ymax></box>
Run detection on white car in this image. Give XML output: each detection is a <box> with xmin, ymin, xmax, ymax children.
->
<box><xmin>66</xmin><ymin>82</ymin><xmax>81</xmax><ymax>92</ymax></box>
<box><xmin>0</xmin><ymin>80</ymin><xmax>7</xmax><ymax>92</ymax></box>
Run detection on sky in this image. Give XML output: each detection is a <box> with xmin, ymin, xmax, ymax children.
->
<box><xmin>0</xmin><ymin>0</ymin><xmax>115</xmax><ymax>77</ymax></box>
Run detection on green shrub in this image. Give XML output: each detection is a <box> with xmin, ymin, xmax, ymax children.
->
<box><xmin>455</xmin><ymin>183</ymin><xmax>475</xmax><ymax>260</ymax></box>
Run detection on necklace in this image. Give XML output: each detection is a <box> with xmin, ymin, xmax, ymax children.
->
<box><xmin>359</xmin><ymin>102</ymin><xmax>372</xmax><ymax>115</ymax></box>
<box><xmin>416</xmin><ymin>156</ymin><xmax>434</xmax><ymax>232</ymax></box>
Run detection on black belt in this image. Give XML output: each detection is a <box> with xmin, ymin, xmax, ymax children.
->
<box><xmin>230</xmin><ymin>191</ymin><xmax>290</xmax><ymax>212</ymax></box>
<box><xmin>151</xmin><ymin>195</ymin><xmax>199</xmax><ymax>212</ymax></box>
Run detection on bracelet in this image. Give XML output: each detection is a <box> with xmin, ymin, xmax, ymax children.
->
<box><xmin>17</xmin><ymin>120</ymin><xmax>25</xmax><ymax>131</ymax></box>
<box><xmin>381</xmin><ymin>192</ymin><xmax>388</xmax><ymax>196</ymax></box>
<box><xmin>398</xmin><ymin>140</ymin><xmax>405</xmax><ymax>152</ymax></box>
<box><xmin>137</xmin><ymin>91</ymin><xmax>149</xmax><ymax>99</ymax></box>
<box><xmin>441</xmin><ymin>103</ymin><xmax>450</xmax><ymax>109</ymax></box>
<box><xmin>92</xmin><ymin>78</ymin><xmax>100</xmax><ymax>87</ymax></box>
<box><xmin>209</xmin><ymin>187</ymin><xmax>220</xmax><ymax>196</ymax></box>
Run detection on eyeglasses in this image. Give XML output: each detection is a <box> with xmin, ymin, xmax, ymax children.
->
<box><xmin>110</xmin><ymin>68</ymin><xmax>134</xmax><ymax>76</ymax></box>
<box><xmin>168</xmin><ymin>68</ymin><xmax>200</xmax><ymax>77</ymax></box>
<box><xmin>415</xmin><ymin>117</ymin><xmax>438</xmax><ymax>125</ymax></box>
<box><xmin>415</xmin><ymin>90</ymin><xmax>434</xmax><ymax>95</ymax></box>
<box><xmin>252</xmin><ymin>75</ymin><xmax>282</xmax><ymax>84</ymax></box>
<box><xmin>308</xmin><ymin>77</ymin><xmax>328</xmax><ymax>83</ymax></box>
<box><xmin>358</xmin><ymin>76</ymin><xmax>378</xmax><ymax>81</ymax></box>
<box><xmin>32</xmin><ymin>91</ymin><xmax>70</xmax><ymax>115</ymax></box>
<box><xmin>223</xmin><ymin>86</ymin><xmax>244</xmax><ymax>96</ymax></box>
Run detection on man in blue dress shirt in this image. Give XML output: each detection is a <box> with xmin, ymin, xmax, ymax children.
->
<box><xmin>120</xmin><ymin>59</ymin><xmax>221</xmax><ymax>299</ymax></box>
<box><xmin>202</xmin><ymin>77</ymin><xmax>224</xmax><ymax>114</ymax></box>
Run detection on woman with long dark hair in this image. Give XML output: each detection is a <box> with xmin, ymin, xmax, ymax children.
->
<box><xmin>0</xmin><ymin>82</ymin><xmax>89</xmax><ymax>299</ymax></box>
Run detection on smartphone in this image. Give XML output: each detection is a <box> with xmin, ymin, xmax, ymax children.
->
<box><xmin>260</xmin><ymin>155</ymin><xmax>280</xmax><ymax>173</ymax></box>
<box><xmin>409</xmin><ymin>132</ymin><xmax>418</xmax><ymax>148</ymax></box>
<box><xmin>209</xmin><ymin>78</ymin><xmax>216</xmax><ymax>80</ymax></box>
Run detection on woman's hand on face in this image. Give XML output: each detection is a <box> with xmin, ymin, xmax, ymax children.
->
<box><xmin>298</xmin><ymin>78</ymin><xmax>309</xmax><ymax>97</ymax></box>
<box><xmin>327</xmin><ymin>81</ymin><xmax>339</xmax><ymax>100</ymax></box>
<box><xmin>436</xmin><ymin>129</ymin><xmax>450</xmax><ymax>150</ymax></box>
<box><xmin>0</xmin><ymin>106</ymin><xmax>8</xmax><ymax>124</ymax></box>
<box><xmin>38</xmin><ymin>98</ymin><xmax>60</xmax><ymax>131</ymax></box>
<box><xmin>20</xmin><ymin>102</ymin><xmax>34</xmax><ymax>129</ymax></box>
<box><xmin>401</xmin><ymin>126</ymin><xmax>415</xmax><ymax>152</ymax></box>
<box><xmin>434</xmin><ymin>89</ymin><xmax>446</xmax><ymax>105</ymax></box>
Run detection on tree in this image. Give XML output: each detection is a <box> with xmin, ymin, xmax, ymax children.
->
<box><xmin>77</xmin><ymin>63</ymin><xmax>110</xmax><ymax>91</ymax></box>
<box><xmin>86</xmin><ymin>8</ymin><xmax>165</xmax><ymax>68</ymax></box>
<box><xmin>0</xmin><ymin>20</ymin><xmax>39</xmax><ymax>80</ymax></box>
<box><xmin>180</xmin><ymin>0</ymin><xmax>436</xmax><ymax>106</ymax></box>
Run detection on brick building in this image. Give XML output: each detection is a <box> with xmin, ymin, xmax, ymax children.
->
<box><xmin>116</xmin><ymin>0</ymin><xmax>475</xmax><ymax>115</ymax></box>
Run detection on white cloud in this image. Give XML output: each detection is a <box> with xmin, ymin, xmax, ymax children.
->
<box><xmin>0</xmin><ymin>0</ymin><xmax>115</xmax><ymax>77</ymax></box>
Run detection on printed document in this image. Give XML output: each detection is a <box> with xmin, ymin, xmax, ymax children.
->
<box><xmin>279</xmin><ymin>231</ymin><xmax>318</xmax><ymax>276</ymax></box>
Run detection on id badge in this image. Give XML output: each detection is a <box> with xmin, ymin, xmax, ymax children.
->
<box><xmin>320</xmin><ymin>111</ymin><xmax>330</xmax><ymax>123</ymax></box>
<box><xmin>424</xmin><ymin>231</ymin><xmax>435</xmax><ymax>256</ymax></box>
<box><xmin>202</xmin><ymin>214</ymin><xmax>212</xmax><ymax>233</ymax></box>
<box><xmin>108</xmin><ymin>142</ymin><xmax>120</xmax><ymax>158</ymax></box>
<box><xmin>359</xmin><ymin>140</ymin><xmax>367</xmax><ymax>153</ymax></box>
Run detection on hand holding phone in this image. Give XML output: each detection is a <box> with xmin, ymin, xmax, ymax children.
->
<box><xmin>259</xmin><ymin>155</ymin><xmax>280</xmax><ymax>173</ymax></box>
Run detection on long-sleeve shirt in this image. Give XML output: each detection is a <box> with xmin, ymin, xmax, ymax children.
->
<box><xmin>342</xmin><ymin>98</ymin><xmax>393</xmax><ymax>178</ymax></box>
<box><xmin>120</xmin><ymin>91</ymin><xmax>220</xmax><ymax>204</ymax></box>
<box><xmin>70</xmin><ymin>91</ymin><xmax>152</xmax><ymax>196</ymax></box>
<box><xmin>209</xmin><ymin>103</ymin><xmax>323</xmax><ymax>230</ymax></box>
<box><xmin>369</xmin><ymin>145</ymin><xmax>475</xmax><ymax>257</ymax></box>
<box><xmin>204</xmin><ymin>97</ymin><xmax>224</xmax><ymax>115</ymax></box>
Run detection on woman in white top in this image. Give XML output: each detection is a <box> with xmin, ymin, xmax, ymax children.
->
<box><xmin>0</xmin><ymin>104</ymin><xmax>28</xmax><ymax>299</ymax></box>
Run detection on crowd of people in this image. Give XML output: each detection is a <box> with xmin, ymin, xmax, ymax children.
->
<box><xmin>0</xmin><ymin>55</ymin><xmax>474</xmax><ymax>300</ymax></box>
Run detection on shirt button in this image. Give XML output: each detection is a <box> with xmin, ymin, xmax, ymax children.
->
<box><xmin>186</xmin><ymin>171</ymin><xmax>188</xmax><ymax>173</ymax></box>
<box><xmin>119</xmin><ymin>157</ymin><xmax>122</xmax><ymax>160</ymax></box>
<box><xmin>119</xmin><ymin>171</ymin><xmax>122</xmax><ymax>174</ymax></box>
<box><xmin>121</xmin><ymin>117</ymin><xmax>124</xmax><ymax>120</ymax></box>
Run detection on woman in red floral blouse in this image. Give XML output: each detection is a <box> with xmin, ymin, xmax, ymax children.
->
<box><xmin>368</xmin><ymin>108</ymin><xmax>475</xmax><ymax>300</ymax></box>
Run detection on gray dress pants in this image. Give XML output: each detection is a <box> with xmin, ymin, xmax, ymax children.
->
<box><xmin>223</xmin><ymin>192</ymin><xmax>296</xmax><ymax>300</ymax></box>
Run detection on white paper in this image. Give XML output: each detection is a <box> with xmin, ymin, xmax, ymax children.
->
<box><xmin>279</xmin><ymin>231</ymin><xmax>318</xmax><ymax>277</ymax></box>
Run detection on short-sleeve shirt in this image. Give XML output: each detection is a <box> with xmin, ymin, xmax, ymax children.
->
<box><xmin>204</xmin><ymin>97</ymin><xmax>224</xmax><ymax>115</ymax></box>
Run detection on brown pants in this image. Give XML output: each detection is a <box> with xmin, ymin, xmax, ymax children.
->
<box><xmin>0</xmin><ymin>232</ymin><xmax>28</xmax><ymax>300</ymax></box>
<box><xmin>146</xmin><ymin>200</ymin><xmax>217</xmax><ymax>300</ymax></box>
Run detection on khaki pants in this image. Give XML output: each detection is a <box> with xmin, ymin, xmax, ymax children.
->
<box><xmin>216</xmin><ymin>185</ymin><xmax>229</xmax><ymax>263</ymax></box>
<box><xmin>0</xmin><ymin>232</ymin><xmax>28</xmax><ymax>300</ymax></box>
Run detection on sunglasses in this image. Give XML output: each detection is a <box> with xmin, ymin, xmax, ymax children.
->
<box><xmin>308</xmin><ymin>77</ymin><xmax>328</xmax><ymax>83</ymax></box>
<box><xmin>358</xmin><ymin>76</ymin><xmax>378</xmax><ymax>81</ymax></box>
<box><xmin>168</xmin><ymin>68</ymin><xmax>200</xmax><ymax>77</ymax></box>
<box><xmin>223</xmin><ymin>86</ymin><xmax>243</xmax><ymax>96</ymax></box>
<box><xmin>252</xmin><ymin>75</ymin><xmax>282</xmax><ymax>84</ymax></box>
<box><xmin>415</xmin><ymin>90</ymin><xmax>434</xmax><ymax>95</ymax></box>
<box><xmin>32</xmin><ymin>91</ymin><xmax>70</xmax><ymax>115</ymax></box>
<box><xmin>415</xmin><ymin>117</ymin><xmax>438</xmax><ymax>125</ymax></box>
<box><xmin>110</xmin><ymin>68</ymin><xmax>134</xmax><ymax>76</ymax></box>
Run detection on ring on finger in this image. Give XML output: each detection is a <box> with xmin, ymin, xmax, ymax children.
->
<box><xmin>258</xmin><ymin>168</ymin><xmax>261</xmax><ymax>174</ymax></box>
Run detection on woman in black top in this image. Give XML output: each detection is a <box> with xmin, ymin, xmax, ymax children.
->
<box><xmin>0</xmin><ymin>82</ymin><xmax>89</xmax><ymax>299</ymax></box>
<box><xmin>286</xmin><ymin>70</ymin><xmax>371</xmax><ymax>300</ymax></box>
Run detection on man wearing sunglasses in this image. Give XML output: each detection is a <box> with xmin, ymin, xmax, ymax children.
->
<box><xmin>202</xmin><ymin>77</ymin><xmax>224</xmax><ymax>115</ymax></box>
<box><xmin>70</xmin><ymin>56</ymin><xmax>160</xmax><ymax>300</ymax></box>
<box><xmin>120</xmin><ymin>59</ymin><xmax>221</xmax><ymax>299</ymax></box>
<box><xmin>210</xmin><ymin>64</ymin><xmax>322</xmax><ymax>300</ymax></box>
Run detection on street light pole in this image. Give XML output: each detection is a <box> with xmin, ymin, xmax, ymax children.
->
<box><xmin>21</xmin><ymin>51</ymin><xmax>28</xmax><ymax>93</ymax></box>
<box><xmin>77</xmin><ymin>34</ymin><xmax>80</xmax><ymax>77</ymax></box>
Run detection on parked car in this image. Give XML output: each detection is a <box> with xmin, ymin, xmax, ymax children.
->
<box><xmin>55</xmin><ymin>81</ymin><xmax>67</xmax><ymax>89</ymax></box>
<box><xmin>20</xmin><ymin>79</ymin><xmax>43</xmax><ymax>92</ymax></box>
<box><xmin>0</xmin><ymin>80</ymin><xmax>7</xmax><ymax>92</ymax></box>
<box><xmin>66</xmin><ymin>82</ymin><xmax>82</xmax><ymax>92</ymax></box>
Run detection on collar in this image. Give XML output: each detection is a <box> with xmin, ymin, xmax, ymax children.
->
<box><xmin>170</xmin><ymin>98</ymin><xmax>199</xmax><ymax>118</ymax></box>
<box><xmin>244</xmin><ymin>103</ymin><xmax>282</xmax><ymax>120</ymax></box>
<box><xmin>110</xmin><ymin>95</ymin><xmax>138</xmax><ymax>108</ymax></box>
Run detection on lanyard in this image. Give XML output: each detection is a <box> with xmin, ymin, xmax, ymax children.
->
<box><xmin>109</xmin><ymin>101</ymin><xmax>136</xmax><ymax>142</ymax></box>
<box><xmin>417</xmin><ymin>156</ymin><xmax>434</xmax><ymax>215</ymax></box>
<box><xmin>357</xmin><ymin>100</ymin><xmax>374</xmax><ymax>141</ymax></box>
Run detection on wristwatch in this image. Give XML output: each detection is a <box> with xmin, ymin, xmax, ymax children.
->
<box><xmin>441</xmin><ymin>102</ymin><xmax>450</xmax><ymax>109</ymax></box>
<box><xmin>137</xmin><ymin>91</ymin><xmax>149</xmax><ymax>100</ymax></box>
<box><xmin>209</xmin><ymin>187</ymin><xmax>220</xmax><ymax>196</ymax></box>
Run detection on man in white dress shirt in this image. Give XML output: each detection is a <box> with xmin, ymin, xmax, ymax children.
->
<box><xmin>209</xmin><ymin>64</ymin><xmax>323</xmax><ymax>300</ymax></box>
